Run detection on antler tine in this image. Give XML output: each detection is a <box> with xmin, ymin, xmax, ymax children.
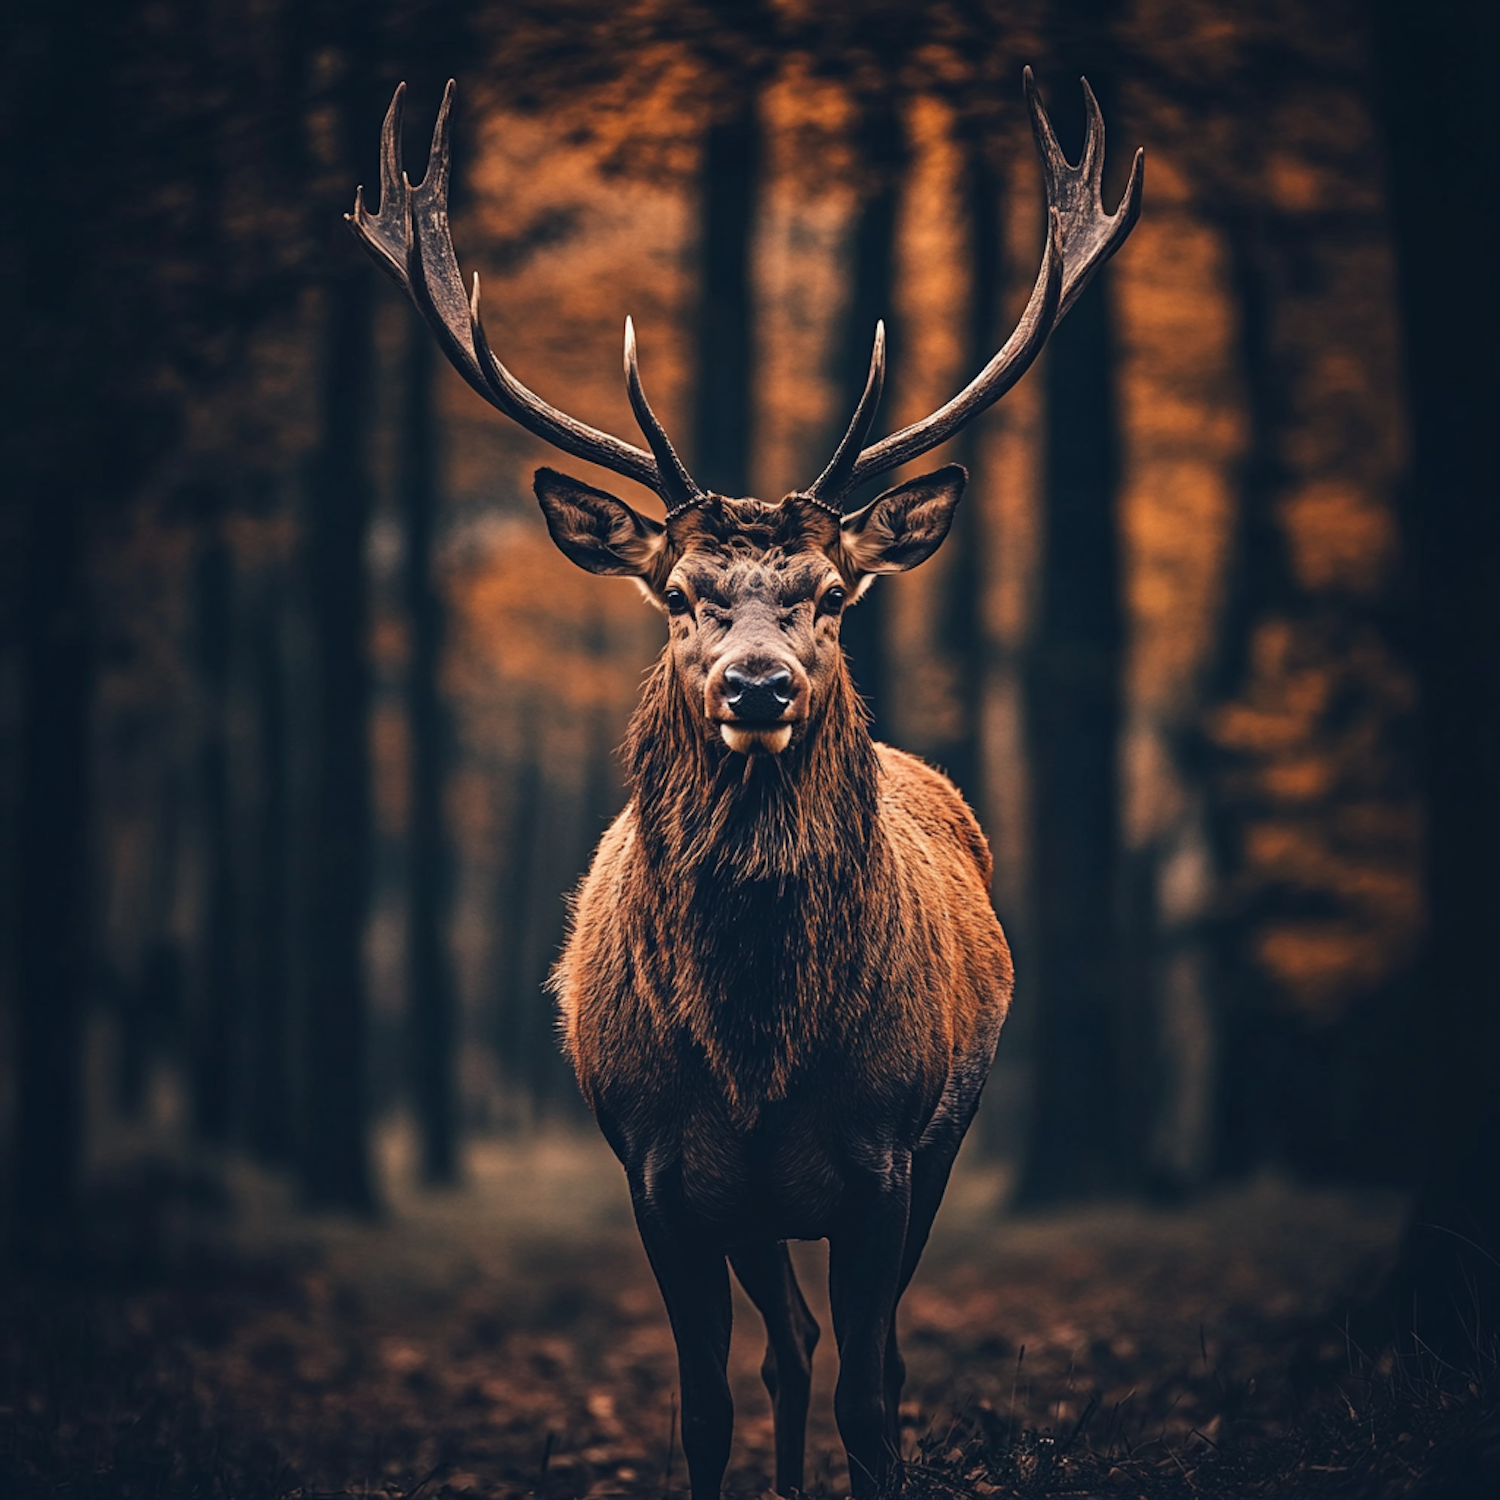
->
<box><xmin>817</xmin><ymin>68</ymin><xmax>1142</xmax><ymax>510</ymax></box>
<box><xmin>1077</xmin><ymin>75</ymin><xmax>1105</xmax><ymax>189</ymax></box>
<box><xmin>836</xmin><ymin>207</ymin><xmax>1065</xmax><ymax>502</ymax></box>
<box><xmin>348</xmin><ymin>83</ymin><xmax>667</xmax><ymax>497</ymax></box>
<box><xmin>806</xmin><ymin>321</ymin><xmax>887</xmax><ymax>505</ymax></box>
<box><xmin>348</xmin><ymin>82</ymin><xmax>409</xmax><ymax>286</ymax></box>
<box><xmin>1026</xmin><ymin>67</ymin><xmax>1144</xmax><ymax>323</ymax></box>
<box><xmin>624</xmin><ymin>317</ymin><xmax>701</xmax><ymax>515</ymax></box>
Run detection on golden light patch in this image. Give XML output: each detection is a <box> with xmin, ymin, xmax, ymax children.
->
<box><xmin>1255</xmin><ymin>922</ymin><xmax>1395</xmax><ymax>1022</ymax></box>
<box><xmin>1279</xmin><ymin>482</ymin><xmax>1396</xmax><ymax>596</ymax></box>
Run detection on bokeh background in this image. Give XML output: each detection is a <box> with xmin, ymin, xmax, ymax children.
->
<box><xmin>1</xmin><ymin>0</ymin><xmax>1496</xmax><ymax>1495</ymax></box>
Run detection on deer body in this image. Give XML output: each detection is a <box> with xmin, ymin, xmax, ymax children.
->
<box><xmin>559</xmin><ymin>673</ymin><xmax>1013</xmax><ymax>1242</ymax></box>
<box><xmin>349</xmin><ymin>65</ymin><xmax>1139</xmax><ymax>1500</ymax></box>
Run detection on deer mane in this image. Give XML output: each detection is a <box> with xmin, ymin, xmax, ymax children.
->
<box><xmin>620</xmin><ymin>646</ymin><xmax>887</xmax><ymax>1118</ymax></box>
<box><xmin>624</xmin><ymin>647</ymin><xmax>881</xmax><ymax>890</ymax></box>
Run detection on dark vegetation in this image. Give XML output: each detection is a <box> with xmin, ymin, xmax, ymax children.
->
<box><xmin>1</xmin><ymin>1149</ymin><xmax>1493</xmax><ymax>1499</ymax></box>
<box><xmin>1</xmin><ymin>0</ymin><xmax>1496</xmax><ymax>1493</ymax></box>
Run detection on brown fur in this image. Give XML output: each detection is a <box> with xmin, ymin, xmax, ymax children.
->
<box><xmin>557</xmin><ymin>659</ymin><xmax>1010</xmax><ymax>1140</ymax></box>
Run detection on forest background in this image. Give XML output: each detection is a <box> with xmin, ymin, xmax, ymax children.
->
<box><xmin>0</xmin><ymin>0</ymin><xmax>1496</xmax><ymax>1491</ymax></box>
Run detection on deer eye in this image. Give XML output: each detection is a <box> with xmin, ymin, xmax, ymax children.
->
<box><xmin>820</xmin><ymin>586</ymin><xmax>847</xmax><ymax>615</ymax></box>
<box><xmin>664</xmin><ymin>587</ymin><xmax>691</xmax><ymax>616</ymax></box>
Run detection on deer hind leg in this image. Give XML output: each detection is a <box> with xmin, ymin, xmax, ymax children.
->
<box><xmin>828</xmin><ymin>1158</ymin><xmax>913</xmax><ymax>1500</ymax></box>
<box><xmin>630</xmin><ymin>1188</ymin><xmax>734</xmax><ymax>1500</ymax></box>
<box><xmin>729</xmin><ymin>1241</ymin><xmax>820</xmax><ymax>1496</ymax></box>
<box><xmin>880</xmin><ymin>1129</ymin><xmax>971</xmax><ymax>1451</ymax></box>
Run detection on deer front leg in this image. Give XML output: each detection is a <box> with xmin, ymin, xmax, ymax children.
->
<box><xmin>729</xmin><ymin>1240</ymin><xmax>820</xmax><ymax>1495</ymax></box>
<box><xmin>630</xmin><ymin>1182</ymin><xmax>734</xmax><ymax>1500</ymax></box>
<box><xmin>828</xmin><ymin>1157</ymin><xmax>913</xmax><ymax>1500</ymax></box>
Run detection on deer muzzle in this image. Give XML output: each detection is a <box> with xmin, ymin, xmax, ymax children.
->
<box><xmin>710</xmin><ymin>662</ymin><xmax>804</xmax><ymax>754</ymax></box>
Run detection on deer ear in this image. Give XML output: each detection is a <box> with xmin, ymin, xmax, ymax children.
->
<box><xmin>839</xmin><ymin>464</ymin><xmax>967</xmax><ymax>575</ymax></box>
<box><xmin>534</xmin><ymin>468</ymin><xmax>666</xmax><ymax>577</ymax></box>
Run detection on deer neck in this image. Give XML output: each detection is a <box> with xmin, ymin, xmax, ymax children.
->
<box><xmin>623</xmin><ymin>652</ymin><xmax>888</xmax><ymax>1121</ymax></box>
<box><xmin>625</xmin><ymin>652</ymin><xmax>881</xmax><ymax>890</ymax></box>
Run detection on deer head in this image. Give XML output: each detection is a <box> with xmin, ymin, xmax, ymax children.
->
<box><xmin>349</xmin><ymin>71</ymin><xmax>1142</xmax><ymax>757</ymax></box>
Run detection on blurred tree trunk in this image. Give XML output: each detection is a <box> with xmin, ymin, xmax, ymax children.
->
<box><xmin>939</xmin><ymin>131</ymin><xmax>1005</xmax><ymax>809</ymax></box>
<box><xmin>694</xmin><ymin>94</ymin><xmax>760</xmax><ymax>496</ymax></box>
<box><xmin>836</xmin><ymin>91</ymin><xmax>905</xmax><ymax>745</ymax></box>
<box><xmin>1368</xmin><ymin>0</ymin><xmax>1500</xmax><ymax>1363</ymax></box>
<box><xmin>6</xmin><ymin>1</ymin><xmax>115</xmax><ymax>1259</ymax></box>
<box><xmin>1016</xmin><ymin>9</ymin><xmax>1131</xmax><ymax>1203</ymax></box>
<box><xmin>14</xmin><ymin>496</ymin><xmax>92</xmax><ymax>1258</ymax></box>
<box><xmin>246</xmin><ymin>585</ymin><xmax>292</xmax><ymax>1165</ymax></box>
<box><xmin>493</xmin><ymin>720</ymin><xmax>542</xmax><ymax>1116</ymax></box>
<box><xmin>401</xmin><ymin>315</ymin><xmax>459</xmax><ymax>1185</ymax></box>
<box><xmin>190</xmin><ymin>493</ymin><xmax>238</xmax><ymax>1144</ymax></box>
<box><xmin>492</xmin><ymin>725</ymin><xmax>586</xmax><ymax>1119</ymax></box>
<box><xmin>299</xmin><ymin>10</ymin><xmax>381</xmax><ymax>1213</ymax></box>
<box><xmin>119</xmin><ymin>607</ymin><xmax>189</xmax><ymax>1119</ymax></box>
<box><xmin>302</xmin><ymin>254</ymin><xmax>378</xmax><ymax>1213</ymax></box>
<box><xmin>1208</xmin><ymin>209</ymin><xmax>1299</xmax><ymax>1175</ymax></box>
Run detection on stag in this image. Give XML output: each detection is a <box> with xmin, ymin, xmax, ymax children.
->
<box><xmin>351</xmin><ymin>71</ymin><xmax>1140</xmax><ymax>1500</ymax></box>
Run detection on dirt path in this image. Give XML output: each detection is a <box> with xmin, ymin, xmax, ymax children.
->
<box><xmin>116</xmin><ymin>1127</ymin><xmax>1399</xmax><ymax>1497</ymax></box>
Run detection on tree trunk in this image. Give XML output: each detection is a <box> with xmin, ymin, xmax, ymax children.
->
<box><xmin>7</xmin><ymin>2</ymin><xmax>115</xmax><ymax>1260</ymax></box>
<box><xmin>1368</xmin><ymin>0</ymin><xmax>1500</xmax><ymax>1365</ymax></box>
<box><xmin>1206</xmin><ymin>210</ymin><xmax>1298</xmax><ymax>1177</ymax></box>
<box><xmin>1016</xmin><ymin>20</ymin><xmax>1130</xmax><ymax>1203</ymax></box>
<box><xmin>14</xmin><ymin>493</ymin><xmax>92</xmax><ymax>1259</ymax></box>
<box><xmin>836</xmin><ymin>92</ymin><xmax>905</xmax><ymax>745</ymax></box>
<box><xmin>190</xmin><ymin>497</ymin><xmax>237</xmax><ymax>1145</ymax></box>
<box><xmin>493</xmin><ymin>722</ymin><xmax>542</xmax><ymax>1118</ymax></box>
<box><xmin>694</xmin><ymin>95</ymin><xmax>760</xmax><ymax>497</ymax></box>
<box><xmin>294</xmin><ymin>0</ymin><xmax>389</xmax><ymax>1213</ymax></box>
<box><xmin>939</xmin><ymin>133</ymin><xmax>1005</xmax><ymax>809</ymax></box>
<box><xmin>401</xmin><ymin>315</ymin><xmax>460</xmax><ymax>1185</ymax></box>
<box><xmin>246</xmin><ymin>585</ymin><xmax>292</xmax><ymax>1166</ymax></box>
<box><xmin>491</xmin><ymin>727</ymin><xmax>581</xmax><ymax>1120</ymax></box>
<box><xmin>300</xmin><ymin>91</ymin><xmax>381</xmax><ymax>1208</ymax></box>
<box><xmin>301</xmin><ymin>250</ymin><xmax>378</xmax><ymax>1213</ymax></box>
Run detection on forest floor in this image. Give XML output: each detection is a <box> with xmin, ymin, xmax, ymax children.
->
<box><xmin>2</xmin><ymin>1126</ymin><xmax>1496</xmax><ymax>1499</ymax></box>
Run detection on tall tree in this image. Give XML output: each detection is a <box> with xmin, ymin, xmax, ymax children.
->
<box><xmin>833</xmin><ymin>87</ymin><xmax>906</xmax><ymax>745</ymax></box>
<box><xmin>1367</xmin><ymin>0</ymin><xmax>1500</xmax><ymax>1363</ymax></box>
<box><xmin>492</xmin><ymin>727</ymin><xmax>544</xmax><ymax>1111</ymax></box>
<box><xmin>491</xmin><ymin>723</ymin><xmax>589</xmax><ymax>1117</ymax></box>
<box><xmin>401</xmin><ymin>314</ymin><xmax>460</xmax><ymax>1185</ymax></box>
<box><xmin>1016</xmin><ymin>4</ymin><xmax>1131</xmax><ymax>1202</ymax></box>
<box><xmin>301</xmin><ymin>268</ymin><xmax>379</xmax><ymax>1212</ymax></box>
<box><xmin>694</xmin><ymin>92</ymin><xmax>761</xmax><ymax>497</ymax></box>
<box><xmin>298</xmin><ymin>6</ymin><xmax>384</xmax><ymax>1213</ymax></box>
<box><xmin>189</xmin><ymin>487</ymin><xmax>238</xmax><ymax>1145</ymax></box>
<box><xmin>12</xmin><ymin>495</ymin><xmax>92</xmax><ymax>1259</ymax></box>
<box><xmin>939</xmin><ymin>127</ymin><xmax>1006</xmax><ymax>809</ymax></box>
<box><xmin>6</xmin><ymin>0</ymin><xmax>120</xmax><ymax>1258</ymax></box>
<box><xmin>246</xmin><ymin>582</ymin><xmax>293</xmax><ymax>1166</ymax></box>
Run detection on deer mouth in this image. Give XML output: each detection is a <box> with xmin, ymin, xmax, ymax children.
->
<box><xmin>720</xmin><ymin>722</ymin><xmax>793</xmax><ymax>755</ymax></box>
<box><xmin>713</xmin><ymin>663</ymin><xmax>801</xmax><ymax>753</ymax></box>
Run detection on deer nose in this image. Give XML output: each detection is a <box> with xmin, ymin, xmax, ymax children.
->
<box><xmin>723</xmin><ymin>665</ymin><xmax>795</xmax><ymax>724</ymax></box>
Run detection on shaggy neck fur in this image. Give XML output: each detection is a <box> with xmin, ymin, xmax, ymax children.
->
<box><xmin>624</xmin><ymin>650</ymin><xmax>889</xmax><ymax>1121</ymax></box>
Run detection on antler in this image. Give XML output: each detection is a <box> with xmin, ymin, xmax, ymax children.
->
<box><xmin>806</xmin><ymin>68</ymin><xmax>1143</xmax><ymax>509</ymax></box>
<box><xmin>348</xmin><ymin>81</ymin><xmax>702</xmax><ymax>511</ymax></box>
